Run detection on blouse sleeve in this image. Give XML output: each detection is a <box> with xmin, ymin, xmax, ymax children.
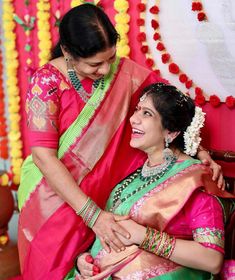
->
<box><xmin>187</xmin><ymin>190</ymin><xmax>225</xmax><ymax>254</ymax></box>
<box><xmin>26</xmin><ymin>67</ymin><xmax>60</xmax><ymax>149</ymax></box>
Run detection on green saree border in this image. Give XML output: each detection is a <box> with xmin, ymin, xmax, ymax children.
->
<box><xmin>18</xmin><ymin>57</ymin><xmax>120</xmax><ymax>210</ymax></box>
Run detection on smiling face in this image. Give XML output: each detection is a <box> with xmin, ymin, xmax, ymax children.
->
<box><xmin>130</xmin><ymin>94</ymin><xmax>168</xmax><ymax>156</ymax></box>
<box><xmin>71</xmin><ymin>46</ymin><xmax>116</xmax><ymax>81</ymax></box>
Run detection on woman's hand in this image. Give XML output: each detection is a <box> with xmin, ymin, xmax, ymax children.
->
<box><xmin>92</xmin><ymin>210</ymin><xmax>131</xmax><ymax>253</ymax></box>
<box><xmin>197</xmin><ymin>149</ymin><xmax>225</xmax><ymax>190</ymax></box>
<box><xmin>115</xmin><ymin>219</ymin><xmax>146</xmax><ymax>246</ymax></box>
<box><xmin>76</xmin><ymin>253</ymin><xmax>100</xmax><ymax>279</ymax></box>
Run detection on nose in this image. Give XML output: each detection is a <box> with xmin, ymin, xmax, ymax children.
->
<box><xmin>130</xmin><ymin>110</ymin><xmax>140</xmax><ymax>126</ymax></box>
<box><xmin>97</xmin><ymin>62</ymin><xmax>111</xmax><ymax>75</ymax></box>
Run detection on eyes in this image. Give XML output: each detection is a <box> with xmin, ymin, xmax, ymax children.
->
<box><xmin>134</xmin><ymin>106</ymin><xmax>153</xmax><ymax>117</ymax></box>
<box><xmin>88</xmin><ymin>55</ymin><xmax>116</xmax><ymax>68</ymax></box>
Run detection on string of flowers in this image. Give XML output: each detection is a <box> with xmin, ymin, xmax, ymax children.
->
<box><xmin>1</xmin><ymin>0</ymin><xmax>23</xmax><ymax>188</ymax></box>
<box><xmin>136</xmin><ymin>1</ymin><xmax>159</xmax><ymax>72</ymax></box>
<box><xmin>192</xmin><ymin>1</ymin><xmax>207</xmax><ymax>22</ymax></box>
<box><xmin>114</xmin><ymin>0</ymin><xmax>130</xmax><ymax>57</ymax></box>
<box><xmin>191</xmin><ymin>0</ymin><xmax>235</xmax><ymax>108</ymax></box>
<box><xmin>36</xmin><ymin>0</ymin><xmax>52</xmax><ymax>66</ymax></box>
<box><xmin>0</xmin><ymin>40</ymin><xmax>9</xmax><ymax>167</ymax></box>
<box><xmin>54</xmin><ymin>0</ymin><xmax>61</xmax><ymax>27</ymax></box>
<box><xmin>13</xmin><ymin>0</ymin><xmax>35</xmax><ymax>80</ymax></box>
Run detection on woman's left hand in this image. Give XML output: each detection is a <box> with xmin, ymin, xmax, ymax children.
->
<box><xmin>197</xmin><ymin>149</ymin><xmax>225</xmax><ymax>190</ymax></box>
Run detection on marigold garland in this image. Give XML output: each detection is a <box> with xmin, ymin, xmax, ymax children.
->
<box><xmin>114</xmin><ymin>0</ymin><xmax>130</xmax><ymax>57</ymax></box>
<box><xmin>1</xmin><ymin>0</ymin><xmax>23</xmax><ymax>187</ymax></box>
<box><xmin>36</xmin><ymin>0</ymin><xmax>52</xmax><ymax>66</ymax></box>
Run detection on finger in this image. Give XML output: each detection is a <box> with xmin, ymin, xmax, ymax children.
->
<box><xmin>81</xmin><ymin>268</ymin><xmax>94</xmax><ymax>278</ymax></box>
<box><xmin>217</xmin><ymin>175</ymin><xmax>225</xmax><ymax>190</ymax></box>
<box><xmin>85</xmin><ymin>255</ymin><xmax>94</xmax><ymax>264</ymax></box>
<box><xmin>100</xmin><ymin>237</ymin><xmax>111</xmax><ymax>253</ymax></box>
<box><xmin>106</xmin><ymin>230</ymin><xmax>126</xmax><ymax>251</ymax></box>
<box><xmin>112</xmin><ymin>221</ymin><xmax>130</xmax><ymax>239</ymax></box>
<box><xmin>114</xmin><ymin>214</ymin><xmax>130</xmax><ymax>222</ymax></box>
<box><xmin>212</xmin><ymin>165</ymin><xmax>221</xmax><ymax>181</ymax></box>
<box><xmin>93</xmin><ymin>265</ymin><xmax>100</xmax><ymax>273</ymax></box>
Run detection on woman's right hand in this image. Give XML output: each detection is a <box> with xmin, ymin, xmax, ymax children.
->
<box><xmin>76</xmin><ymin>253</ymin><xmax>100</xmax><ymax>278</ymax></box>
<box><xmin>92</xmin><ymin>210</ymin><xmax>131</xmax><ymax>253</ymax></box>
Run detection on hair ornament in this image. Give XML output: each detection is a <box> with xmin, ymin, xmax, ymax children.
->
<box><xmin>183</xmin><ymin>107</ymin><xmax>206</xmax><ymax>156</ymax></box>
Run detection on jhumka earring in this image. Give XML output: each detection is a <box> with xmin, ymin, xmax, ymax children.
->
<box><xmin>163</xmin><ymin>136</ymin><xmax>176</xmax><ymax>163</ymax></box>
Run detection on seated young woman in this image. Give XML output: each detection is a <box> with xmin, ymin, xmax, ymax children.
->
<box><xmin>66</xmin><ymin>83</ymin><xmax>234</xmax><ymax>280</ymax></box>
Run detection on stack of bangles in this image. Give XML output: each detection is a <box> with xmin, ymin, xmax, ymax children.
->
<box><xmin>140</xmin><ymin>227</ymin><xmax>176</xmax><ymax>259</ymax></box>
<box><xmin>76</xmin><ymin>197</ymin><xmax>102</xmax><ymax>229</ymax></box>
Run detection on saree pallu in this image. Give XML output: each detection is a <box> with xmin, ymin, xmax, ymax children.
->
<box><xmin>83</xmin><ymin>160</ymin><xmax>234</xmax><ymax>280</ymax></box>
<box><xmin>18</xmin><ymin>58</ymin><xmax>162</xmax><ymax>280</ymax></box>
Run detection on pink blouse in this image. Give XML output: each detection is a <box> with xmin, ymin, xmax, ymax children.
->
<box><xmin>166</xmin><ymin>189</ymin><xmax>225</xmax><ymax>253</ymax></box>
<box><xmin>26</xmin><ymin>63</ymin><xmax>93</xmax><ymax>149</ymax></box>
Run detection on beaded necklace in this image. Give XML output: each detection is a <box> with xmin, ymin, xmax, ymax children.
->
<box><xmin>110</xmin><ymin>157</ymin><xmax>176</xmax><ymax>213</ymax></box>
<box><xmin>67</xmin><ymin>68</ymin><xmax>105</xmax><ymax>103</ymax></box>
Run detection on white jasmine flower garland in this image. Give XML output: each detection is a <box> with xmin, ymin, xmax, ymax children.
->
<box><xmin>183</xmin><ymin>107</ymin><xmax>206</xmax><ymax>156</ymax></box>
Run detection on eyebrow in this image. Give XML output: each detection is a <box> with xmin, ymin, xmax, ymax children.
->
<box><xmin>138</xmin><ymin>105</ymin><xmax>156</xmax><ymax>115</ymax></box>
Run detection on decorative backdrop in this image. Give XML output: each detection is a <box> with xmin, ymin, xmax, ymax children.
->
<box><xmin>0</xmin><ymin>0</ymin><xmax>234</xmax><ymax>190</ymax></box>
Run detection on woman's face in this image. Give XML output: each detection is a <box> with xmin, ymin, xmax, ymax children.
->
<box><xmin>72</xmin><ymin>46</ymin><xmax>116</xmax><ymax>80</ymax></box>
<box><xmin>130</xmin><ymin>94</ymin><xmax>167</xmax><ymax>155</ymax></box>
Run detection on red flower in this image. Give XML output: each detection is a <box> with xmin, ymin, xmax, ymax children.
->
<box><xmin>195</xmin><ymin>87</ymin><xmax>203</xmax><ymax>95</ymax></box>
<box><xmin>210</xmin><ymin>95</ymin><xmax>221</xmax><ymax>107</ymax></box>
<box><xmin>192</xmin><ymin>2</ymin><xmax>202</xmax><ymax>11</ymax></box>
<box><xmin>179</xmin><ymin>74</ymin><xmax>188</xmax><ymax>83</ymax></box>
<box><xmin>169</xmin><ymin>63</ymin><xmax>179</xmax><ymax>74</ymax></box>
<box><xmin>137</xmin><ymin>32</ymin><xmax>146</xmax><ymax>42</ymax></box>
<box><xmin>195</xmin><ymin>93</ymin><xmax>206</xmax><ymax>106</ymax></box>
<box><xmin>137</xmin><ymin>3</ymin><xmax>146</xmax><ymax>12</ymax></box>
<box><xmin>198</xmin><ymin>12</ymin><xmax>206</xmax><ymax>21</ymax></box>
<box><xmin>161</xmin><ymin>53</ymin><xmax>170</xmax><ymax>64</ymax></box>
<box><xmin>153</xmin><ymin>32</ymin><xmax>160</xmax><ymax>41</ymax></box>
<box><xmin>136</xmin><ymin>18</ymin><xmax>145</xmax><ymax>26</ymax></box>
<box><xmin>185</xmin><ymin>80</ymin><xmax>193</xmax><ymax>89</ymax></box>
<box><xmin>225</xmin><ymin>96</ymin><xmax>235</xmax><ymax>109</ymax></box>
<box><xmin>151</xmin><ymin>19</ymin><xmax>159</xmax><ymax>29</ymax></box>
<box><xmin>146</xmin><ymin>58</ymin><xmax>154</xmax><ymax>68</ymax></box>
<box><xmin>141</xmin><ymin>45</ymin><xmax>148</xmax><ymax>53</ymax></box>
<box><xmin>150</xmin><ymin>5</ymin><xmax>159</xmax><ymax>14</ymax></box>
<box><xmin>156</xmin><ymin>42</ymin><xmax>165</xmax><ymax>51</ymax></box>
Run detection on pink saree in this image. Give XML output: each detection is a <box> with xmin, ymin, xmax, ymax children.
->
<box><xmin>18</xmin><ymin>57</ymin><xmax>164</xmax><ymax>279</ymax></box>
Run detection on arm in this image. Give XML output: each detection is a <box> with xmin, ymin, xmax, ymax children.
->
<box><xmin>115</xmin><ymin>219</ymin><xmax>223</xmax><ymax>274</ymax></box>
<box><xmin>32</xmin><ymin>147</ymin><xmax>130</xmax><ymax>252</ymax></box>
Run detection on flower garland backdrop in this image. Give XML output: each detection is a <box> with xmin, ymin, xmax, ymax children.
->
<box><xmin>0</xmin><ymin>0</ymin><xmax>234</xmax><ymax>189</ymax></box>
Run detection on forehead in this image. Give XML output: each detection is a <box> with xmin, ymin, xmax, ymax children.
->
<box><xmin>79</xmin><ymin>46</ymin><xmax>116</xmax><ymax>63</ymax></box>
<box><xmin>138</xmin><ymin>94</ymin><xmax>155</xmax><ymax>109</ymax></box>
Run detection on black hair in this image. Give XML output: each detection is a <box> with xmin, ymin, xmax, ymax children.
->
<box><xmin>142</xmin><ymin>83</ymin><xmax>196</xmax><ymax>152</ymax></box>
<box><xmin>51</xmin><ymin>4</ymin><xmax>119</xmax><ymax>59</ymax></box>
